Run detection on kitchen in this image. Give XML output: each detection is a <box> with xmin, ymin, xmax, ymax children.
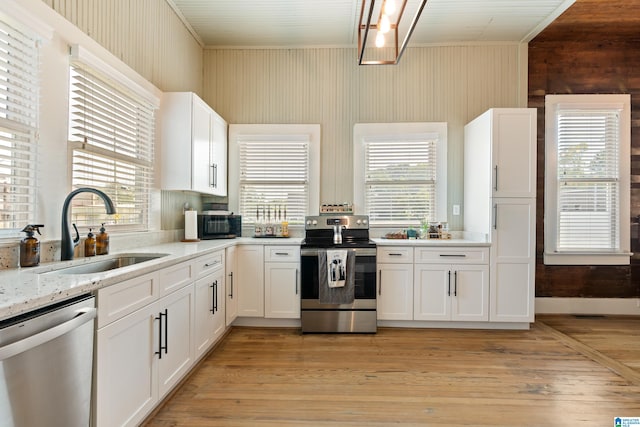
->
<box><xmin>0</xmin><ymin>0</ymin><xmax>639</xmax><ymax>426</ymax></box>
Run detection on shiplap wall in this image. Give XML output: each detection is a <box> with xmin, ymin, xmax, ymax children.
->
<box><xmin>203</xmin><ymin>45</ymin><xmax>527</xmax><ymax>230</ymax></box>
<box><xmin>41</xmin><ymin>0</ymin><xmax>203</xmax><ymax>94</ymax></box>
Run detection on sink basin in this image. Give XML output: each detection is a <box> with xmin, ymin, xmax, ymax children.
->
<box><xmin>41</xmin><ymin>253</ymin><xmax>168</xmax><ymax>275</ymax></box>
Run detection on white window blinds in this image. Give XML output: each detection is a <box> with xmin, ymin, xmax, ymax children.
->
<box><xmin>364</xmin><ymin>137</ymin><xmax>438</xmax><ymax>225</ymax></box>
<box><xmin>238</xmin><ymin>137</ymin><xmax>309</xmax><ymax>226</ymax></box>
<box><xmin>68</xmin><ymin>63</ymin><xmax>154</xmax><ymax>230</ymax></box>
<box><xmin>556</xmin><ymin>109</ymin><xmax>620</xmax><ymax>250</ymax></box>
<box><xmin>0</xmin><ymin>18</ymin><xmax>39</xmax><ymax>230</ymax></box>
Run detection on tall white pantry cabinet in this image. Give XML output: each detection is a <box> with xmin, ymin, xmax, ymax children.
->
<box><xmin>464</xmin><ymin>108</ymin><xmax>537</xmax><ymax>324</ymax></box>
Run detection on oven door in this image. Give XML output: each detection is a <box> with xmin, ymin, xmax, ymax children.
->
<box><xmin>300</xmin><ymin>247</ymin><xmax>377</xmax><ymax>310</ymax></box>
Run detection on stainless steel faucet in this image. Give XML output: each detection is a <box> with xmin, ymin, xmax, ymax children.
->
<box><xmin>61</xmin><ymin>188</ymin><xmax>116</xmax><ymax>261</ymax></box>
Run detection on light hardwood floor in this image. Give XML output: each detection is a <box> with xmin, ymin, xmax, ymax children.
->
<box><xmin>144</xmin><ymin>316</ymin><xmax>640</xmax><ymax>426</ymax></box>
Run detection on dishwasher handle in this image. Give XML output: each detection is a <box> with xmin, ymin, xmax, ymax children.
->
<box><xmin>0</xmin><ymin>307</ymin><xmax>97</xmax><ymax>361</ymax></box>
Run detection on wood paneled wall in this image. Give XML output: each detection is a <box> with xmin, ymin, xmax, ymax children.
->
<box><xmin>203</xmin><ymin>45</ymin><xmax>528</xmax><ymax>230</ymax></box>
<box><xmin>41</xmin><ymin>0</ymin><xmax>203</xmax><ymax>94</ymax></box>
<box><xmin>528</xmin><ymin>39</ymin><xmax>640</xmax><ymax>298</ymax></box>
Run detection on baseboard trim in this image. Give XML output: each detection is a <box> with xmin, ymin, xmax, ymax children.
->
<box><xmin>535</xmin><ymin>297</ymin><xmax>640</xmax><ymax>315</ymax></box>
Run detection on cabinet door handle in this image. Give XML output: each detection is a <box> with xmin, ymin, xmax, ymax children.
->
<box><xmin>439</xmin><ymin>254</ymin><xmax>466</xmax><ymax>258</ymax></box>
<box><xmin>447</xmin><ymin>270</ymin><xmax>451</xmax><ymax>296</ymax></box>
<box><xmin>295</xmin><ymin>269</ymin><xmax>299</xmax><ymax>295</ymax></box>
<box><xmin>210</xmin><ymin>164</ymin><xmax>218</xmax><ymax>188</ymax></box>
<box><xmin>454</xmin><ymin>271</ymin><xmax>458</xmax><ymax>297</ymax></box>
<box><xmin>493</xmin><ymin>204</ymin><xmax>498</xmax><ymax>230</ymax></box>
<box><xmin>155</xmin><ymin>309</ymin><xmax>168</xmax><ymax>358</ymax></box>
<box><xmin>494</xmin><ymin>165</ymin><xmax>498</xmax><ymax>191</ymax></box>
<box><xmin>210</xmin><ymin>280</ymin><xmax>217</xmax><ymax>313</ymax></box>
<box><xmin>228</xmin><ymin>272</ymin><xmax>234</xmax><ymax>298</ymax></box>
<box><xmin>378</xmin><ymin>270</ymin><xmax>382</xmax><ymax>296</ymax></box>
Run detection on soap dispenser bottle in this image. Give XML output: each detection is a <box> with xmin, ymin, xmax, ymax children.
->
<box><xmin>20</xmin><ymin>224</ymin><xmax>44</xmax><ymax>267</ymax></box>
<box><xmin>96</xmin><ymin>223</ymin><xmax>109</xmax><ymax>255</ymax></box>
<box><xmin>84</xmin><ymin>228</ymin><xmax>96</xmax><ymax>257</ymax></box>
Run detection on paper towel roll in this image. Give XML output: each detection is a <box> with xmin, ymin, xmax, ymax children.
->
<box><xmin>184</xmin><ymin>210</ymin><xmax>198</xmax><ymax>240</ymax></box>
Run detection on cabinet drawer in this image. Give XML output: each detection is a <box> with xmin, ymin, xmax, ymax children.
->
<box><xmin>377</xmin><ymin>247</ymin><xmax>414</xmax><ymax>263</ymax></box>
<box><xmin>264</xmin><ymin>246</ymin><xmax>300</xmax><ymax>262</ymax></box>
<box><xmin>414</xmin><ymin>247</ymin><xmax>489</xmax><ymax>264</ymax></box>
<box><xmin>158</xmin><ymin>261</ymin><xmax>193</xmax><ymax>297</ymax></box>
<box><xmin>97</xmin><ymin>272</ymin><xmax>158</xmax><ymax>328</ymax></box>
<box><xmin>193</xmin><ymin>250</ymin><xmax>225</xmax><ymax>278</ymax></box>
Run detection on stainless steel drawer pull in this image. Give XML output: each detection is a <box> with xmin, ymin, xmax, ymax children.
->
<box><xmin>439</xmin><ymin>254</ymin><xmax>467</xmax><ymax>257</ymax></box>
<box><xmin>389</xmin><ymin>253</ymin><xmax>403</xmax><ymax>256</ymax></box>
<box><xmin>204</xmin><ymin>261</ymin><xmax>220</xmax><ymax>267</ymax></box>
<box><xmin>275</xmin><ymin>252</ymin><xmax>289</xmax><ymax>256</ymax></box>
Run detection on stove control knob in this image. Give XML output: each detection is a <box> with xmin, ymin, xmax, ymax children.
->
<box><xmin>306</xmin><ymin>220</ymin><xmax>311</xmax><ymax>226</ymax></box>
<box><xmin>312</xmin><ymin>220</ymin><xmax>318</xmax><ymax>225</ymax></box>
<box><xmin>362</xmin><ymin>218</ymin><xmax>368</xmax><ymax>224</ymax></box>
<box><xmin>356</xmin><ymin>219</ymin><xmax>362</xmax><ymax>225</ymax></box>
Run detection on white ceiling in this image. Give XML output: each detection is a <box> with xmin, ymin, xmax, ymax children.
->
<box><xmin>167</xmin><ymin>0</ymin><xmax>576</xmax><ymax>48</ymax></box>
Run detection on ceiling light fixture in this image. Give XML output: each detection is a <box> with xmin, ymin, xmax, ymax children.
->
<box><xmin>357</xmin><ymin>0</ymin><xmax>428</xmax><ymax>65</ymax></box>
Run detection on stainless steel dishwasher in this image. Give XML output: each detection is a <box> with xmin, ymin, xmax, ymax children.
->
<box><xmin>0</xmin><ymin>294</ymin><xmax>96</xmax><ymax>427</ymax></box>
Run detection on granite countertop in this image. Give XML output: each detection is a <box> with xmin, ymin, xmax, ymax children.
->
<box><xmin>0</xmin><ymin>237</ymin><xmax>302</xmax><ymax>322</ymax></box>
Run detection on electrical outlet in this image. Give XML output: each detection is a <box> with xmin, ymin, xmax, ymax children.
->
<box><xmin>453</xmin><ymin>204</ymin><xmax>460</xmax><ymax>216</ymax></box>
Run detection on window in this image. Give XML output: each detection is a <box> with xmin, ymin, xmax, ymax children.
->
<box><xmin>228</xmin><ymin>124</ymin><xmax>320</xmax><ymax>231</ymax></box>
<box><xmin>544</xmin><ymin>94</ymin><xmax>631</xmax><ymax>265</ymax></box>
<box><xmin>354</xmin><ymin>123</ymin><xmax>447</xmax><ymax>226</ymax></box>
<box><xmin>0</xmin><ymin>16</ymin><xmax>40</xmax><ymax>232</ymax></box>
<box><xmin>68</xmin><ymin>57</ymin><xmax>156</xmax><ymax>231</ymax></box>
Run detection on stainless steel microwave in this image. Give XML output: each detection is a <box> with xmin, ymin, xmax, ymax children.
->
<box><xmin>197</xmin><ymin>212</ymin><xmax>242</xmax><ymax>239</ymax></box>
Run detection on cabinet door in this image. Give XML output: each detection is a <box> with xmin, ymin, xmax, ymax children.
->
<box><xmin>491</xmin><ymin>198</ymin><xmax>535</xmax><ymax>322</ymax></box>
<box><xmin>210</xmin><ymin>112</ymin><xmax>228</xmax><ymax>196</ymax></box>
<box><xmin>413</xmin><ymin>264</ymin><xmax>450</xmax><ymax>321</ymax></box>
<box><xmin>95</xmin><ymin>306</ymin><xmax>158</xmax><ymax>427</ymax></box>
<box><xmin>450</xmin><ymin>264</ymin><xmax>489</xmax><ymax>321</ymax></box>
<box><xmin>492</xmin><ymin>108</ymin><xmax>536</xmax><ymax>198</ymax></box>
<box><xmin>157</xmin><ymin>285</ymin><xmax>194</xmax><ymax>398</ymax></box>
<box><xmin>225</xmin><ymin>246</ymin><xmax>238</xmax><ymax>325</ymax></box>
<box><xmin>264</xmin><ymin>262</ymin><xmax>300</xmax><ymax>318</ymax></box>
<box><xmin>377</xmin><ymin>263</ymin><xmax>413</xmax><ymax>320</ymax></box>
<box><xmin>191</xmin><ymin>96</ymin><xmax>212</xmax><ymax>194</ymax></box>
<box><xmin>236</xmin><ymin>245</ymin><xmax>265</xmax><ymax>317</ymax></box>
<box><xmin>194</xmin><ymin>268</ymin><xmax>225</xmax><ymax>359</ymax></box>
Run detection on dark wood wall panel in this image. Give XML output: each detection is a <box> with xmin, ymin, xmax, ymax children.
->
<box><xmin>528</xmin><ymin>39</ymin><xmax>640</xmax><ymax>298</ymax></box>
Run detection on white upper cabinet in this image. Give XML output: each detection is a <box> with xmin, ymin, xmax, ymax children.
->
<box><xmin>160</xmin><ymin>92</ymin><xmax>228</xmax><ymax>196</ymax></box>
<box><xmin>464</xmin><ymin>108</ymin><xmax>537</xmax><ymax>200</ymax></box>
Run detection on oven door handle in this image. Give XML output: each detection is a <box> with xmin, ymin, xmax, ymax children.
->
<box><xmin>300</xmin><ymin>248</ymin><xmax>376</xmax><ymax>256</ymax></box>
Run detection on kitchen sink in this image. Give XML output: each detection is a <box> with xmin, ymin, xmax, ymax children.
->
<box><xmin>40</xmin><ymin>253</ymin><xmax>168</xmax><ymax>275</ymax></box>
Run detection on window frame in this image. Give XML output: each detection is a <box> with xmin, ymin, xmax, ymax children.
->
<box><xmin>67</xmin><ymin>46</ymin><xmax>159</xmax><ymax>232</ymax></box>
<box><xmin>544</xmin><ymin>94</ymin><xmax>631</xmax><ymax>265</ymax></box>
<box><xmin>228</xmin><ymin>124</ymin><xmax>320</xmax><ymax>233</ymax></box>
<box><xmin>353</xmin><ymin>122</ymin><xmax>447</xmax><ymax>227</ymax></box>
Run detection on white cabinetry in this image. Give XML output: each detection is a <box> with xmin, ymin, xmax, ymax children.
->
<box><xmin>377</xmin><ymin>247</ymin><xmax>414</xmax><ymax>321</ymax></box>
<box><xmin>225</xmin><ymin>245</ymin><xmax>238</xmax><ymax>325</ymax></box>
<box><xmin>236</xmin><ymin>245</ymin><xmax>265</xmax><ymax>317</ymax></box>
<box><xmin>413</xmin><ymin>248</ymin><xmax>489</xmax><ymax>322</ymax></box>
<box><xmin>464</xmin><ymin>108</ymin><xmax>536</xmax><ymax>324</ymax></box>
<box><xmin>95</xmin><ymin>266</ymin><xmax>194</xmax><ymax>427</ymax></box>
<box><xmin>264</xmin><ymin>246</ymin><xmax>300</xmax><ymax>318</ymax></box>
<box><xmin>160</xmin><ymin>92</ymin><xmax>227</xmax><ymax>196</ymax></box>
<box><xmin>193</xmin><ymin>250</ymin><xmax>226</xmax><ymax>360</ymax></box>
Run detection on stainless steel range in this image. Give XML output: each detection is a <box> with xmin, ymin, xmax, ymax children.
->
<box><xmin>300</xmin><ymin>215</ymin><xmax>377</xmax><ymax>333</ymax></box>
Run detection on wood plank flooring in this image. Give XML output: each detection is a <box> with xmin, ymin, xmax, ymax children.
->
<box><xmin>143</xmin><ymin>317</ymin><xmax>640</xmax><ymax>427</ymax></box>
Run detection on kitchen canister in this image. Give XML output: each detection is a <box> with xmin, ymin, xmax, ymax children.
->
<box><xmin>183</xmin><ymin>209</ymin><xmax>199</xmax><ymax>241</ymax></box>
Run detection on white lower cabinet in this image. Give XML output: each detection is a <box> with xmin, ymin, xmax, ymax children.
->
<box><xmin>264</xmin><ymin>246</ymin><xmax>300</xmax><ymax>318</ymax></box>
<box><xmin>95</xmin><ymin>262</ymin><xmax>196</xmax><ymax>427</ymax></box>
<box><xmin>236</xmin><ymin>245</ymin><xmax>265</xmax><ymax>317</ymax></box>
<box><xmin>95</xmin><ymin>281</ymin><xmax>194</xmax><ymax>427</ymax></box>
<box><xmin>413</xmin><ymin>247</ymin><xmax>490</xmax><ymax>322</ymax></box>
<box><xmin>376</xmin><ymin>247</ymin><xmax>414</xmax><ymax>320</ymax></box>
<box><xmin>194</xmin><ymin>268</ymin><xmax>226</xmax><ymax>360</ymax></box>
<box><xmin>414</xmin><ymin>263</ymin><xmax>489</xmax><ymax>321</ymax></box>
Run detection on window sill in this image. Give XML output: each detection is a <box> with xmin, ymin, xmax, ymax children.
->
<box><xmin>543</xmin><ymin>251</ymin><xmax>632</xmax><ymax>266</ymax></box>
